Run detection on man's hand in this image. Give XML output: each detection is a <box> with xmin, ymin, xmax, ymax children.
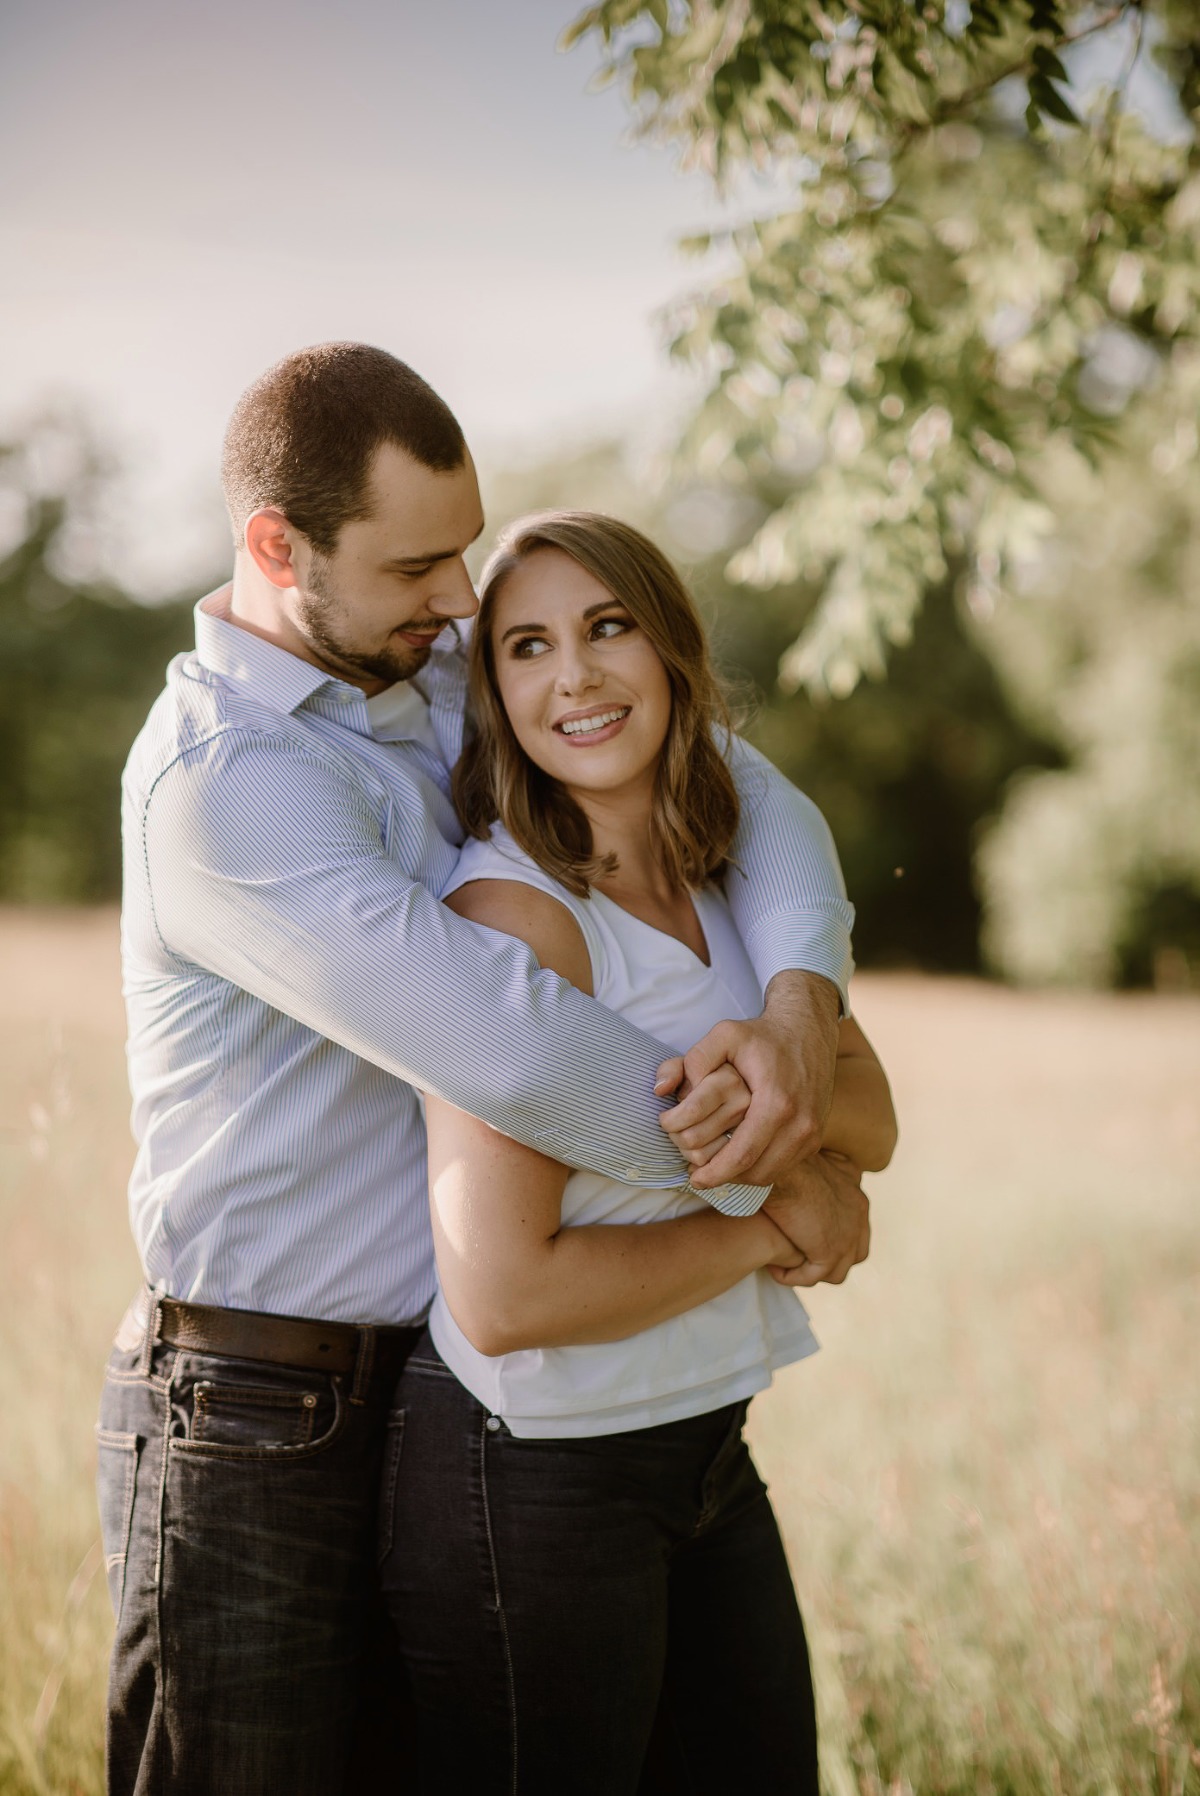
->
<box><xmin>762</xmin><ymin>1150</ymin><xmax>870</xmax><ymax>1288</ymax></box>
<box><xmin>656</xmin><ymin>970</ymin><xmax>840</xmax><ymax>1189</ymax></box>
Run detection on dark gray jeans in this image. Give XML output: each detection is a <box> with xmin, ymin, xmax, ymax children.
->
<box><xmin>379</xmin><ymin>1334</ymin><xmax>819</xmax><ymax>1796</ymax></box>
<box><xmin>95</xmin><ymin>1298</ymin><xmax>420</xmax><ymax>1795</ymax></box>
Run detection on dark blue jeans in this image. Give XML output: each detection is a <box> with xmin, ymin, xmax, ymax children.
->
<box><xmin>379</xmin><ymin>1335</ymin><xmax>819</xmax><ymax>1796</ymax></box>
<box><xmin>96</xmin><ymin>1298</ymin><xmax>420</xmax><ymax>1795</ymax></box>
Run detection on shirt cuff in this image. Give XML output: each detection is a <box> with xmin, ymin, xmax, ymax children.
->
<box><xmin>686</xmin><ymin>1177</ymin><xmax>771</xmax><ymax>1217</ymax></box>
<box><xmin>740</xmin><ymin>906</ymin><xmax>855</xmax><ymax>1017</ymax></box>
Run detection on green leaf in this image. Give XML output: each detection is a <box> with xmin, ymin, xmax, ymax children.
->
<box><xmin>730</xmin><ymin>51</ymin><xmax>762</xmax><ymax>90</ymax></box>
<box><xmin>896</xmin><ymin>41</ymin><xmax>934</xmax><ymax>83</ymax></box>
<box><xmin>761</xmin><ymin>24</ymin><xmax>805</xmax><ymax>72</ymax></box>
<box><xmin>559</xmin><ymin>7</ymin><xmax>604</xmax><ymax>51</ymax></box>
<box><xmin>1028</xmin><ymin>73</ymin><xmax>1080</xmax><ymax>126</ymax></box>
<box><xmin>1032</xmin><ymin>45</ymin><xmax>1070</xmax><ymax>84</ymax></box>
<box><xmin>968</xmin><ymin>5</ymin><xmax>1004</xmax><ymax>40</ymax></box>
<box><xmin>712</xmin><ymin>72</ymin><xmax>737</xmax><ymax>121</ymax></box>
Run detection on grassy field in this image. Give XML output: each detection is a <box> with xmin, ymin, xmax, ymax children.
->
<box><xmin>0</xmin><ymin>909</ymin><xmax>1197</xmax><ymax>1795</ymax></box>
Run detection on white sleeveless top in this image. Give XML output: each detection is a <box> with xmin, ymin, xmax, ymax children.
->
<box><xmin>429</xmin><ymin>824</ymin><xmax>819</xmax><ymax>1438</ymax></box>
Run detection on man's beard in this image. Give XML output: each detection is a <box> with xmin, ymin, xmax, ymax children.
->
<box><xmin>298</xmin><ymin>559</ymin><xmax>439</xmax><ymax>687</ymax></box>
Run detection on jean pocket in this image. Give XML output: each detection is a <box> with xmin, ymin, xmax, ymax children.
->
<box><xmin>189</xmin><ymin>1380</ymin><xmax>324</xmax><ymax>1449</ymax></box>
<box><xmin>376</xmin><ymin>1408</ymin><xmax>407</xmax><ymax>1567</ymax></box>
<box><xmin>95</xmin><ymin>1429</ymin><xmax>139</xmax><ymax>1620</ymax></box>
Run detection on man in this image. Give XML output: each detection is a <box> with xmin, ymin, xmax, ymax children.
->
<box><xmin>97</xmin><ymin>342</ymin><xmax>861</xmax><ymax>1794</ymax></box>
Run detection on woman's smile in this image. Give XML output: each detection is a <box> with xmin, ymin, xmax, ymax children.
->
<box><xmin>553</xmin><ymin>704</ymin><xmax>632</xmax><ymax>744</ymax></box>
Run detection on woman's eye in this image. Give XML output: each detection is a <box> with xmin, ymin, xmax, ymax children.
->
<box><xmin>592</xmin><ymin>616</ymin><xmax>631</xmax><ymax>640</ymax></box>
<box><xmin>512</xmin><ymin>636</ymin><xmax>550</xmax><ymax>659</ymax></box>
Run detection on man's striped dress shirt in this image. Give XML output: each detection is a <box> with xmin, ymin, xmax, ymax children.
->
<box><xmin>120</xmin><ymin>589</ymin><xmax>855</xmax><ymax>1325</ymax></box>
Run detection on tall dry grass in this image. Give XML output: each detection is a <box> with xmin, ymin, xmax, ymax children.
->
<box><xmin>0</xmin><ymin>910</ymin><xmax>1196</xmax><ymax>1795</ymax></box>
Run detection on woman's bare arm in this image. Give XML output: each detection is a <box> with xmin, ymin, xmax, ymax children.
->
<box><xmin>426</xmin><ymin>1098</ymin><xmax>799</xmax><ymax>1355</ymax></box>
<box><xmin>427</xmin><ymin>879</ymin><xmax>801</xmax><ymax>1357</ymax></box>
<box><xmin>821</xmin><ymin>1017</ymin><xmax>897</xmax><ymax>1172</ymax></box>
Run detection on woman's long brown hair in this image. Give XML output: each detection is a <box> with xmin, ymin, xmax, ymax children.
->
<box><xmin>454</xmin><ymin>510</ymin><xmax>740</xmax><ymax>898</ymax></box>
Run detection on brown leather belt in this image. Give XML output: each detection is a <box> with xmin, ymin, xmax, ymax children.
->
<box><xmin>149</xmin><ymin>1292</ymin><xmax>424</xmax><ymax>1377</ymax></box>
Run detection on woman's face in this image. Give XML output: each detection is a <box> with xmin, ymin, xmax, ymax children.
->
<box><xmin>489</xmin><ymin>547</ymin><xmax>673</xmax><ymax>803</ymax></box>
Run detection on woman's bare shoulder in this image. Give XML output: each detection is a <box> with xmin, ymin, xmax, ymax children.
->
<box><xmin>445</xmin><ymin>878</ymin><xmax>593</xmax><ymax>995</ymax></box>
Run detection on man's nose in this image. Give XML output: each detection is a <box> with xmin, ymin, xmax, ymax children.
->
<box><xmin>429</xmin><ymin>557</ymin><xmax>480</xmax><ymax>619</ymax></box>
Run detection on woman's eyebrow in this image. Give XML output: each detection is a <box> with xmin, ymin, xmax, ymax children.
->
<box><xmin>499</xmin><ymin>599</ymin><xmax>624</xmax><ymax>645</ymax></box>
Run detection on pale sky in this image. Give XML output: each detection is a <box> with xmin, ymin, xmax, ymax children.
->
<box><xmin>6</xmin><ymin>4</ymin><xmax>1181</xmax><ymax>593</ymax></box>
<box><xmin>2</xmin><ymin>0</ymin><xmax>742</xmax><ymax>591</ymax></box>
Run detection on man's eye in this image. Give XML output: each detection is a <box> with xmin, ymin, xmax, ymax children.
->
<box><xmin>398</xmin><ymin>565</ymin><xmax>433</xmax><ymax>580</ymax></box>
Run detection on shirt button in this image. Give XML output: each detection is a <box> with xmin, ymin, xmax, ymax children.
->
<box><xmin>485</xmin><ymin>1416</ymin><xmax>502</xmax><ymax>1433</ymax></box>
<box><xmin>623</xmin><ymin>1167</ymin><xmax>642</xmax><ymax>1182</ymax></box>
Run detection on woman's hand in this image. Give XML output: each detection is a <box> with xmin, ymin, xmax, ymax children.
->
<box><xmin>658</xmin><ymin>995</ymin><xmax>898</xmax><ymax>1185</ymax></box>
<box><xmin>656</xmin><ymin>971</ymin><xmax>841</xmax><ymax>1188</ymax></box>
<box><xmin>657</xmin><ymin>1063</ymin><xmax>753</xmax><ymax>1168</ymax></box>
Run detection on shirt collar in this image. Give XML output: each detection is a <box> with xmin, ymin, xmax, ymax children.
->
<box><xmin>193</xmin><ymin>585</ymin><xmax>468</xmax><ymax>723</ymax></box>
<box><xmin>419</xmin><ymin>619</ymin><xmax>467</xmax><ymax>692</ymax></box>
<box><xmin>194</xmin><ymin>587</ymin><xmax>346</xmax><ymax>716</ymax></box>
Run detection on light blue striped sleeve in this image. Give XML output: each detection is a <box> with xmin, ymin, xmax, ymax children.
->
<box><xmin>141</xmin><ymin>729</ymin><xmax>766</xmax><ymax>1210</ymax></box>
<box><xmin>725</xmin><ymin>736</ymin><xmax>855</xmax><ymax>1012</ymax></box>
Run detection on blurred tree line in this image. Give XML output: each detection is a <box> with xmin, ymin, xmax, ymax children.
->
<box><xmin>4</xmin><ymin>403</ymin><xmax>1197</xmax><ymax>985</ymax></box>
<box><xmin>0</xmin><ymin>424</ymin><xmax>196</xmax><ymax>902</ymax></box>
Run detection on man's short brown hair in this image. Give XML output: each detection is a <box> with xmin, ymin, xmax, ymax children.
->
<box><xmin>221</xmin><ymin>342</ymin><xmax>466</xmax><ymax>554</ymax></box>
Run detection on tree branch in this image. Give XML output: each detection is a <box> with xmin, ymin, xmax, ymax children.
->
<box><xmin>895</xmin><ymin>4</ymin><xmax>1130</xmax><ymax>148</ymax></box>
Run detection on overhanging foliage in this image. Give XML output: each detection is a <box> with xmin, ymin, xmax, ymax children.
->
<box><xmin>565</xmin><ymin>1</ymin><xmax>1200</xmax><ymax>696</ymax></box>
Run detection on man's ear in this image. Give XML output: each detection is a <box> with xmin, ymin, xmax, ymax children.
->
<box><xmin>244</xmin><ymin>509</ymin><xmax>301</xmax><ymax>590</ymax></box>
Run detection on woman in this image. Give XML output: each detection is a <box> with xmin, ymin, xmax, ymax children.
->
<box><xmin>380</xmin><ymin>512</ymin><xmax>896</xmax><ymax>1794</ymax></box>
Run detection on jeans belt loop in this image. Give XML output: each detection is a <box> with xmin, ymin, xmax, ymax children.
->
<box><xmin>350</xmin><ymin>1324</ymin><xmax>376</xmax><ymax>1405</ymax></box>
<box><xmin>139</xmin><ymin>1283</ymin><xmax>165</xmax><ymax>1377</ymax></box>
